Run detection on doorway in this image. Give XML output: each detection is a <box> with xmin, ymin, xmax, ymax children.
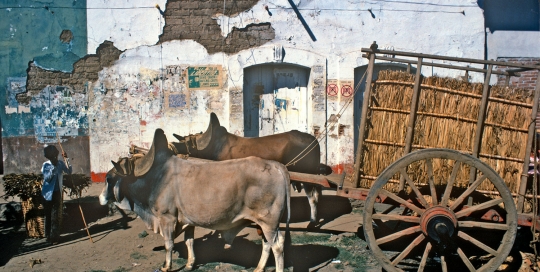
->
<box><xmin>243</xmin><ymin>64</ymin><xmax>311</xmax><ymax>137</ymax></box>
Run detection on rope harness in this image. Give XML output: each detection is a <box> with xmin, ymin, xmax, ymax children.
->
<box><xmin>112</xmin><ymin>156</ymin><xmax>138</xmax><ymax>177</ymax></box>
<box><xmin>176</xmin><ymin>135</ymin><xmax>198</xmax><ymax>155</ymax></box>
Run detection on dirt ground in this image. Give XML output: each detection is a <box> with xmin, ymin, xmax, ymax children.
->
<box><xmin>0</xmin><ymin>183</ymin><xmax>383</xmax><ymax>272</ymax></box>
<box><xmin>0</xmin><ymin>182</ymin><xmax>536</xmax><ymax>272</ymax></box>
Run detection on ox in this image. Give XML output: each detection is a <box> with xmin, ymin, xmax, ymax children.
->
<box><xmin>170</xmin><ymin>112</ymin><xmax>330</xmax><ymax>223</ymax></box>
<box><xmin>100</xmin><ymin>129</ymin><xmax>290</xmax><ymax>272</ymax></box>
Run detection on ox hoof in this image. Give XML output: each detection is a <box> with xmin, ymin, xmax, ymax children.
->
<box><xmin>160</xmin><ymin>266</ymin><xmax>170</xmax><ymax>272</ymax></box>
<box><xmin>185</xmin><ymin>264</ymin><xmax>194</xmax><ymax>271</ymax></box>
<box><xmin>224</xmin><ymin>244</ymin><xmax>231</xmax><ymax>250</ymax></box>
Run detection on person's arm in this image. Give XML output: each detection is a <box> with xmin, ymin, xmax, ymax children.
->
<box><xmin>61</xmin><ymin>152</ymin><xmax>73</xmax><ymax>174</ymax></box>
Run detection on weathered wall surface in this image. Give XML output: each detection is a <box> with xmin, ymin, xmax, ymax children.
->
<box><xmin>3</xmin><ymin>0</ymin><xmax>489</xmax><ymax>180</ymax></box>
<box><xmin>1</xmin><ymin>0</ymin><xmax>88</xmax><ymax>174</ymax></box>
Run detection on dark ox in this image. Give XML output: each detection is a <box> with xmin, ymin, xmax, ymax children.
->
<box><xmin>100</xmin><ymin>129</ymin><xmax>290</xmax><ymax>272</ymax></box>
<box><xmin>171</xmin><ymin>112</ymin><xmax>330</xmax><ymax>223</ymax></box>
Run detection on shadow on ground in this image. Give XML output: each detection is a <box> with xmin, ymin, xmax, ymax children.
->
<box><xmin>287</xmin><ymin>194</ymin><xmax>353</xmax><ymax>230</ymax></box>
<box><xmin>0</xmin><ymin>221</ymin><xmax>26</xmax><ymax>266</ymax></box>
<box><xmin>154</xmin><ymin>231</ymin><xmax>340</xmax><ymax>272</ymax></box>
<box><xmin>0</xmin><ymin>196</ymin><xmax>119</xmax><ymax>266</ymax></box>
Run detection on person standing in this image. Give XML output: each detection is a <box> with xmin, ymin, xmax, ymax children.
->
<box><xmin>41</xmin><ymin>145</ymin><xmax>72</xmax><ymax>244</ymax></box>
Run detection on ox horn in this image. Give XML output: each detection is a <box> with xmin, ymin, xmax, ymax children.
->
<box><xmin>113</xmin><ymin>180</ymin><xmax>124</xmax><ymax>202</ymax></box>
<box><xmin>133</xmin><ymin>128</ymin><xmax>170</xmax><ymax>176</ymax></box>
<box><xmin>196</xmin><ymin>112</ymin><xmax>220</xmax><ymax>150</ymax></box>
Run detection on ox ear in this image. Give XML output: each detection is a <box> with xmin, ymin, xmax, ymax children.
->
<box><xmin>173</xmin><ymin>133</ymin><xmax>185</xmax><ymax>142</ymax></box>
<box><xmin>133</xmin><ymin>128</ymin><xmax>169</xmax><ymax>176</ymax></box>
<box><xmin>196</xmin><ymin>112</ymin><xmax>220</xmax><ymax>150</ymax></box>
<box><xmin>113</xmin><ymin>179</ymin><xmax>124</xmax><ymax>203</ymax></box>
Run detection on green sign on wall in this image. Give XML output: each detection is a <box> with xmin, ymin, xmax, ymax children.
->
<box><xmin>187</xmin><ymin>66</ymin><xmax>222</xmax><ymax>89</ymax></box>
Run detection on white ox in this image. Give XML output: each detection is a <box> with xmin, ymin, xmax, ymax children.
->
<box><xmin>99</xmin><ymin>129</ymin><xmax>290</xmax><ymax>272</ymax></box>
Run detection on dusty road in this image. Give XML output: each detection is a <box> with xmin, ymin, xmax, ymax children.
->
<box><xmin>1</xmin><ymin>182</ymin><xmax>386</xmax><ymax>271</ymax></box>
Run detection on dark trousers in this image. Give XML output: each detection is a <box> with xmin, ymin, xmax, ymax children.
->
<box><xmin>43</xmin><ymin>190</ymin><xmax>62</xmax><ymax>241</ymax></box>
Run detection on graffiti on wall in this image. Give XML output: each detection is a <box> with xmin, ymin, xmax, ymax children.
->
<box><xmin>311</xmin><ymin>65</ymin><xmax>326</xmax><ymax>111</ymax></box>
<box><xmin>167</xmin><ymin>93</ymin><xmax>187</xmax><ymax>108</ymax></box>
<box><xmin>165</xmin><ymin>65</ymin><xmax>189</xmax><ymax>110</ymax></box>
<box><xmin>30</xmin><ymin>85</ymin><xmax>88</xmax><ymax>143</ymax></box>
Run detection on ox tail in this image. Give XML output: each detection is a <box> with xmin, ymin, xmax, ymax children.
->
<box><xmin>285</xmin><ymin>168</ymin><xmax>290</xmax><ymax>234</ymax></box>
<box><xmin>279</xmin><ymin>163</ymin><xmax>293</xmax><ymax>268</ymax></box>
<box><xmin>279</xmin><ymin>163</ymin><xmax>290</xmax><ymax>235</ymax></box>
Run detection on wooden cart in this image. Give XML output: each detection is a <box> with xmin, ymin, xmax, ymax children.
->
<box><xmin>288</xmin><ymin>42</ymin><xmax>540</xmax><ymax>272</ymax></box>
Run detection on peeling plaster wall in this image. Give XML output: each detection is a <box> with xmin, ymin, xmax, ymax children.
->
<box><xmin>1</xmin><ymin>0</ymin><xmax>87</xmax><ymax>174</ymax></box>
<box><xmin>4</xmin><ymin>0</ymin><xmax>486</xmax><ymax>179</ymax></box>
<box><xmin>82</xmin><ymin>0</ymin><xmax>485</xmax><ymax>178</ymax></box>
<box><xmin>87</xmin><ymin>0</ymin><xmax>167</xmax><ymax>54</ymax></box>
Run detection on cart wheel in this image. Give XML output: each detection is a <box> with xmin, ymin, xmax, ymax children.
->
<box><xmin>363</xmin><ymin>148</ymin><xmax>517</xmax><ymax>272</ymax></box>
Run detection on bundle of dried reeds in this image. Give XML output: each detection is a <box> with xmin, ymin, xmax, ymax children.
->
<box><xmin>359</xmin><ymin>70</ymin><xmax>534</xmax><ymax>194</ymax></box>
<box><xmin>2</xmin><ymin>173</ymin><xmax>42</xmax><ymax>200</ymax></box>
<box><xmin>3</xmin><ymin>173</ymin><xmax>92</xmax><ymax>200</ymax></box>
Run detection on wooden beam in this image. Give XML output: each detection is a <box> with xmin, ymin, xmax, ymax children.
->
<box><xmin>353</xmin><ymin>42</ymin><xmax>377</xmax><ymax>188</ymax></box>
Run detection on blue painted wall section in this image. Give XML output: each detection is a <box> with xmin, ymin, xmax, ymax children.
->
<box><xmin>30</xmin><ymin>85</ymin><xmax>87</xmax><ymax>144</ymax></box>
<box><xmin>0</xmin><ymin>1</ymin><xmax>88</xmax><ymax>174</ymax></box>
<box><xmin>0</xmin><ymin>0</ymin><xmax>87</xmax><ymax>138</ymax></box>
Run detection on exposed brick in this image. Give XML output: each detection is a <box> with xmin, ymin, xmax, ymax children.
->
<box><xmin>182</xmin><ymin>1</ymin><xmax>199</xmax><ymax>9</ymax></box>
<box><xmin>20</xmin><ymin>42</ymin><xmax>123</xmax><ymax>104</ymax></box>
<box><xmin>495</xmin><ymin>57</ymin><xmax>539</xmax><ymax>91</ymax></box>
<box><xmin>158</xmin><ymin>0</ymin><xmax>269</xmax><ymax>55</ymax></box>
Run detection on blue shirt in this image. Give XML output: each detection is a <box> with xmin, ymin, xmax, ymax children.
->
<box><xmin>41</xmin><ymin>160</ymin><xmax>72</xmax><ymax>201</ymax></box>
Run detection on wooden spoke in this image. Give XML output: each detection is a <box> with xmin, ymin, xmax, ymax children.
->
<box><xmin>427</xmin><ymin>159</ymin><xmax>438</xmax><ymax>205</ymax></box>
<box><xmin>449</xmin><ymin>174</ymin><xmax>487</xmax><ymax>211</ymax></box>
<box><xmin>379</xmin><ymin>189</ymin><xmax>425</xmax><ymax>215</ymax></box>
<box><xmin>457</xmin><ymin>247</ymin><xmax>477</xmax><ymax>272</ymax></box>
<box><xmin>376</xmin><ymin>225</ymin><xmax>422</xmax><ymax>245</ymax></box>
<box><xmin>455</xmin><ymin>198</ymin><xmax>504</xmax><ymax>219</ymax></box>
<box><xmin>381</xmin><ymin>204</ymin><xmax>399</xmax><ymax>215</ymax></box>
<box><xmin>457</xmin><ymin>231</ymin><xmax>498</xmax><ymax>255</ymax></box>
<box><xmin>458</xmin><ymin>221</ymin><xmax>509</xmax><ymax>230</ymax></box>
<box><xmin>372</xmin><ymin>213</ymin><xmax>421</xmax><ymax>224</ymax></box>
<box><xmin>391</xmin><ymin>233</ymin><xmax>425</xmax><ymax>266</ymax></box>
<box><xmin>363</xmin><ymin>149</ymin><xmax>517</xmax><ymax>272</ymax></box>
<box><xmin>441</xmin><ymin>255</ymin><xmax>448</xmax><ymax>272</ymax></box>
<box><xmin>441</xmin><ymin>161</ymin><xmax>460</xmax><ymax>206</ymax></box>
<box><xmin>418</xmin><ymin>242</ymin><xmax>432</xmax><ymax>272</ymax></box>
<box><xmin>400</xmin><ymin>168</ymin><xmax>430</xmax><ymax>208</ymax></box>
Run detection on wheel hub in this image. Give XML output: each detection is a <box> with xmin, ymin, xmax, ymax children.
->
<box><xmin>420</xmin><ymin>206</ymin><xmax>458</xmax><ymax>244</ymax></box>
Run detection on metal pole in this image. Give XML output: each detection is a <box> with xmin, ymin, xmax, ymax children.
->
<box><xmin>353</xmin><ymin>41</ymin><xmax>377</xmax><ymax>188</ymax></box>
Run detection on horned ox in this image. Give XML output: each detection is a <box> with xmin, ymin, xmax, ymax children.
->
<box><xmin>99</xmin><ymin>129</ymin><xmax>290</xmax><ymax>272</ymax></box>
<box><xmin>170</xmin><ymin>112</ymin><xmax>331</xmax><ymax>223</ymax></box>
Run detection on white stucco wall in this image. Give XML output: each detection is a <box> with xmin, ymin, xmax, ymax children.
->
<box><xmin>86</xmin><ymin>0</ymin><xmax>486</xmax><ymax>175</ymax></box>
<box><xmin>487</xmin><ymin>31</ymin><xmax>540</xmax><ymax>60</ymax></box>
<box><xmin>87</xmin><ymin>0</ymin><xmax>167</xmax><ymax>54</ymax></box>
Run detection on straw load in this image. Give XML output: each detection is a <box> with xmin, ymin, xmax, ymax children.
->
<box><xmin>359</xmin><ymin>70</ymin><xmax>534</xmax><ymax>196</ymax></box>
<box><xmin>3</xmin><ymin>173</ymin><xmax>92</xmax><ymax>200</ymax></box>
